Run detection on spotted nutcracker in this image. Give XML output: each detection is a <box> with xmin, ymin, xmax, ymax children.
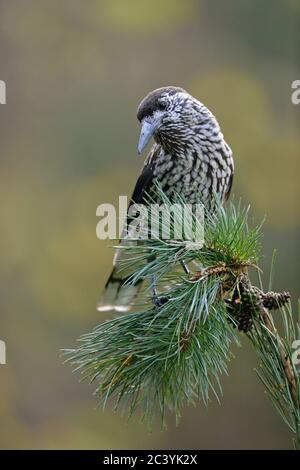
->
<box><xmin>97</xmin><ymin>86</ymin><xmax>234</xmax><ymax>312</ymax></box>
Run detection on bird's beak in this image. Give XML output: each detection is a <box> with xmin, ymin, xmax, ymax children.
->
<box><xmin>138</xmin><ymin>118</ymin><xmax>160</xmax><ymax>155</ymax></box>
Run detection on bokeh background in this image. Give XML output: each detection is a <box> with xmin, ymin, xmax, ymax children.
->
<box><xmin>0</xmin><ymin>0</ymin><xmax>299</xmax><ymax>450</ymax></box>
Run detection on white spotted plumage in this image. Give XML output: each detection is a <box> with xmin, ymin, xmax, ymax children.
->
<box><xmin>138</xmin><ymin>88</ymin><xmax>234</xmax><ymax>208</ymax></box>
<box><xmin>98</xmin><ymin>86</ymin><xmax>234</xmax><ymax>312</ymax></box>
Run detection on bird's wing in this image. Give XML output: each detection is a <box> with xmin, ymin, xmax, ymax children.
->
<box><xmin>115</xmin><ymin>144</ymin><xmax>160</xmax><ymax>251</ymax></box>
<box><xmin>224</xmin><ymin>172</ymin><xmax>234</xmax><ymax>202</ymax></box>
<box><xmin>130</xmin><ymin>143</ymin><xmax>159</xmax><ymax>205</ymax></box>
<box><xmin>130</xmin><ymin>164</ymin><xmax>155</xmax><ymax>206</ymax></box>
<box><xmin>124</xmin><ymin>144</ymin><xmax>160</xmax><ymax>230</ymax></box>
<box><xmin>97</xmin><ymin>145</ymin><xmax>160</xmax><ymax>312</ymax></box>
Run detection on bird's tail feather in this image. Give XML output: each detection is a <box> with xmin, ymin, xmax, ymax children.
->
<box><xmin>97</xmin><ymin>268</ymin><xmax>142</xmax><ymax>312</ymax></box>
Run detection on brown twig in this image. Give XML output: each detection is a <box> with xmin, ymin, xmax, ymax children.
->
<box><xmin>189</xmin><ymin>261</ymin><xmax>257</xmax><ymax>283</ymax></box>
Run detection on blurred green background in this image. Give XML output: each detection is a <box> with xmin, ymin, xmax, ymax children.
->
<box><xmin>0</xmin><ymin>0</ymin><xmax>299</xmax><ymax>450</ymax></box>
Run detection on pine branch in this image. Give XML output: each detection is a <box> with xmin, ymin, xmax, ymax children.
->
<box><xmin>64</xmin><ymin>185</ymin><xmax>300</xmax><ymax>445</ymax></box>
<box><xmin>247</xmin><ymin>302</ymin><xmax>300</xmax><ymax>447</ymax></box>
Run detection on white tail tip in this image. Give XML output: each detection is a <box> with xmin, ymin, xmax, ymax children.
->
<box><xmin>96</xmin><ymin>304</ymin><xmax>131</xmax><ymax>313</ymax></box>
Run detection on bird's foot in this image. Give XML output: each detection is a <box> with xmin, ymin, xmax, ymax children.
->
<box><xmin>151</xmin><ymin>274</ymin><xmax>169</xmax><ymax>308</ymax></box>
<box><xmin>152</xmin><ymin>295</ymin><xmax>170</xmax><ymax>308</ymax></box>
<box><xmin>180</xmin><ymin>260</ymin><xmax>190</xmax><ymax>274</ymax></box>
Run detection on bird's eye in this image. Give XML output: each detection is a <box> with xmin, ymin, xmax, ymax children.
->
<box><xmin>158</xmin><ymin>101</ymin><xmax>167</xmax><ymax>111</ymax></box>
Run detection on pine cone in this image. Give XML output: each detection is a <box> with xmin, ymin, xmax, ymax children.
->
<box><xmin>236</xmin><ymin>311</ymin><xmax>254</xmax><ymax>333</ymax></box>
<box><xmin>262</xmin><ymin>291</ymin><xmax>290</xmax><ymax>310</ymax></box>
<box><xmin>226</xmin><ymin>276</ymin><xmax>261</xmax><ymax>333</ymax></box>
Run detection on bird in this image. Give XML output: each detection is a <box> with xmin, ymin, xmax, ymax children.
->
<box><xmin>97</xmin><ymin>86</ymin><xmax>234</xmax><ymax>312</ymax></box>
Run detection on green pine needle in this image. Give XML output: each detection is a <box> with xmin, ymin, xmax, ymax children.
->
<box><xmin>64</xmin><ymin>183</ymin><xmax>300</xmax><ymax>445</ymax></box>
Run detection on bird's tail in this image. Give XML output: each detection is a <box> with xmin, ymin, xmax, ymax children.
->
<box><xmin>97</xmin><ymin>268</ymin><xmax>142</xmax><ymax>312</ymax></box>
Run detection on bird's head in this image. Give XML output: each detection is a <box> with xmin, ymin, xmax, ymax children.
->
<box><xmin>137</xmin><ymin>86</ymin><xmax>212</xmax><ymax>155</ymax></box>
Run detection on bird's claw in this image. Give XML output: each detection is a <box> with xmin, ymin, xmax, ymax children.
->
<box><xmin>152</xmin><ymin>295</ymin><xmax>170</xmax><ymax>308</ymax></box>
